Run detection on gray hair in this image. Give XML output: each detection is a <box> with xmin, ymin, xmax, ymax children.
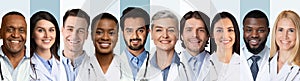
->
<box><xmin>151</xmin><ymin>10</ymin><xmax>178</xmax><ymax>29</ymax></box>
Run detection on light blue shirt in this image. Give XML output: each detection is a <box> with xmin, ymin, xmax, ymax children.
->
<box><xmin>35</xmin><ymin>52</ymin><xmax>53</xmax><ymax>73</ymax></box>
<box><xmin>0</xmin><ymin>46</ymin><xmax>30</xmax><ymax>81</ymax></box>
<box><xmin>61</xmin><ymin>51</ymin><xmax>86</xmax><ymax>81</ymax></box>
<box><xmin>125</xmin><ymin>49</ymin><xmax>147</xmax><ymax>80</ymax></box>
<box><xmin>184</xmin><ymin>50</ymin><xmax>207</xmax><ymax>77</ymax></box>
<box><xmin>150</xmin><ymin>52</ymin><xmax>180</xmax><ymax>81</ymax></box>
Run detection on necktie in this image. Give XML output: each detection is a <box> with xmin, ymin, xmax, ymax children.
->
<box><xmin>250</xmin><ymin>56</ymin><xmax>260</xmax><ymax>80</ymax></box>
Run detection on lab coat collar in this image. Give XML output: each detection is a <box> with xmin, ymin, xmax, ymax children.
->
<box><xmin>242</xmin><ymin>45</ymin><xmax>268</xmax><ymax>62</ymax></box>
<box><xmin>0</xmin><ymin>46</ymin><xmax>30</xmax><ymax>59</ymax></box>
<box><xmin>31</xmin><ymin>53</ymin><xmax>60</xmax><ymax>81</ymax></box>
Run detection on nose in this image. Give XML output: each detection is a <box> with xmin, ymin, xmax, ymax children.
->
<box><xmin>69</xmin><ymin>30</ymin><xmax>79</xmax><ymax>40</ymax></box>
<box><xmin>222</xmin><ymin>30</ymin><xmax>230</xmax><ymax>40</ymax></box>
<box><xmin>250</xmin><ymin>30</ymin><xmax>258</xmax><ymax>38</ymax></box>
<box><xmin>131</xmin><ymin>30</ymin><xmax>139</xmax><ymax>39</ymax></box>
<box><xmin>101</xmin><ymin>32</ymin><xmax>110</xmax><ymax>41</ymax></box>
<box><xmin>282</xmin><ymin>30</ymin><xmax>289</xmax><ymax>40</ymax></box>
<box><xmin>12</xmin><ymin>29</ymin><xmax>20</xmax><ymax>38</ymax></box>
<box><xmin>162</xmin><ymin>29</ymin><xmax>169</xmax><ymax>38</ymax></box>
<box><xmin>192</xmin><ymin>29</ymin><xmax>198</xmax><ymax>38</ymax></box>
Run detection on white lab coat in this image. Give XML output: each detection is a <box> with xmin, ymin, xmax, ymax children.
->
<box><xmin>59</xmin><ymin>57</ymin><xmax>68</xmax><ymax>81</ymax></box>
<box><xmin>0</xmin><ymin>50</ymin><xmax>30</xmax><ymax>81</ymax></box>
<box><xmin>240</xmin><ymin>46</ymin><xmax>270</xmax><ymax>81</ymax></box>
<box><xmin>75</xmin><ymin>54</ymin><xmax>121</xmax><ymax>81</ymax></box>
<box><xmin>120</xmin><ymin>51</ymin><xmax>152</xmax><ymax>81</ymax></box>
<box><xmin>139</xmin><ymin>52</ymin><xmax>188</xmax><ymax>81</ymax></box>
<box><xmin>268</xmin><ymin>52</ymin><xmax>300</xmax><ymax>81</ymax></box>
<box><xmin>209</xmin><ymin>52</ymin><xmax>240</xmax><ymax>81</ymax></box>
<box><xmin>30</xmin><ymin>53</ymin><xmax>60</xmax><ymax>81</ymax></box>
<box><xmin>179</xmin><ymin>50</ymin><xmax>211</xmax><ymax>81</ymax></box>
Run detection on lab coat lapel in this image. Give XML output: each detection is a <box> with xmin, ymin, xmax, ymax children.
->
<box><xmin>136</xmin><ymin>53</ymin><xmax>150</xmax><ymax>80</ymax></box>
<box><xmin>0</xmin><ymin>58</ymin><xmax>13</xmax><ymax>81</ymax></box>
<box><xmin>167</xmin><ymin>63</ymin><xmax>179</xmax><ymax>81</ymax></box>
<box><xmin>197</xmin><ymin>53</ymin><xmax>211</xmax><ymax>81</ymax></box>
<box><xmin>59</xmin><ymin>59</ymin><xmax>67</xmax><ymax>81</ymax></box>
<box><xmin>240</xmin><ymin>52</ymin><xmax>254</xmax><ymax>81</ymax></box>
<box><xmin>120</xmin><ymin>51</ymin><xmax>134</xmax><ymax>79</ymax></box>
<box><xmin>179</xmin><ymin>53</ymin><xmax>194</xmax><ymax>81</ymax></box>
<box><xmin>16</xmin><ymin>59</ymin><xmax>30</xmax><ymax>81</ymax></box>
<box><xmin>31</xmin><ymin>55</ymin><xmax>54</xmax><ymax>80</ymax></box>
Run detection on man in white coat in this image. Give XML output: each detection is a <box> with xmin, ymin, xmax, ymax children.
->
<box><xmin>60</xmin><ymin>9</ymin><xmax>90</xmax><ymax>81</ymax></box>
<box><xmin>0</xmin><ymin>11</ymin><xmax>30</xmax><ymax>81</ymax></box>
<box><xmin>119</xmin><ymin>7</ymin><xmax>151</xmax><ymax>81</ymax></box>
<box><xmin>240</xmin><ymin>10</ymin><xmax>270</xmax><ymax>81</ymax></box>
<box><xmin>179</xmin><ymin>11</ymin><xmax>211</xmax><ymax>81</ymax></box>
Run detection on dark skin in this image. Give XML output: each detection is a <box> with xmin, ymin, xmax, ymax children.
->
<box><xmin>243</xmin><ymin>18</ymin><xmax>269</xmax><ymax>54</ymax></box>
<box><xmin>1</xmin><ymin>15</ymin><xmax>27</xmax><ymax>69</ymax></box>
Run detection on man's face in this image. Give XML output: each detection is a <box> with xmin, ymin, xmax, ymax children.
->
<box><xmin>123</xmin><ymin>17</ymin><xmax>148</xmax><ymax>51</ymax></box>
<box><xmin>243</xmin><ymin>18</ymin><xmax>269</xmax><ymax>54</ymax></box>
<box><xmin>151</xmin><ymin>18</ymin><xmax>178</xmax><ymax>51</ymax></box>
<box><xmin>1</xmin><ymin>15</ymin><xmax>27</xmax><ymax>54</ymax></box>
<box><xmin>182</xmin><ymin>18</ymin><xmax>208</xmax><ymax>54</ymax></box>
<box><xmin>62</xmin><ymin>16</ymin><xmax>88</xmax><ymax>52</ymax></box>
<box><xmin>93</xmin><ymin>19</ymin><xmax>118</xmax><ymax>54</ymax></box>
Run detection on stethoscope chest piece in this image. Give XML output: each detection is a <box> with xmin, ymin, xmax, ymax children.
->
<box><xmin>140</xmin><ymin>78</ymin><xmax>148</xmax><ymax>81</ymax></box>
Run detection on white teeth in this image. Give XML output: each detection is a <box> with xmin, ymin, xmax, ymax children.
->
<box><xmin>11</xmin><ymin>40</ymin><xmax>19</xmax><ymax>43</ymax></box>
<box><xmin>161</xmin><ymin>41</ymin><xmax>170</xmax><ymax>44</ymax></box>
<box><xmin>43</xmin><ymin>40</ymin><xmax>50</xmax><ymax>43</ymax></box>
<box><xmin>222</xmin><ymin>40</ymin><xmax>229</xmax><ymax>43</ymax></box>
<box><xmin>100</xmin><ymin>43</ymin><xmax>109</xmax><ymax>47</ymax></box>
<box><xmin>132</xmin><ymin>41</ymin><xmax>138</xmax><ymax>43</ymax></box>
<box><xmin>250</xmin><ymin>40</ymin><xmax>257</xmax><ymax>43</ymax></box>
<box><xmin>281</xmin><ymin>41</ymin><xmax>289</xmax><ymax>44</ymax></box>
<box><xmin>190</xmin><ymin>39</ymin><xmax>200</xmax><ymax>43</ymax></box>
<box><xmin>70</xmin><ymin>40</ymin><xmax>80</xmax><ymax>44</ymax></box>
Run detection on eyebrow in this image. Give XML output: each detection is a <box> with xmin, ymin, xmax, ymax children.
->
<box><xmin>65</xmin><ymin>26</ymin><xmax>74</xmax><ymax>28</ymax></box>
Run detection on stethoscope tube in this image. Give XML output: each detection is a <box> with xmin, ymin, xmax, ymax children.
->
<box><xmin>0</xmin><ymin>62</ymin><xmax>4</xmax><ymax>80</ymax></box>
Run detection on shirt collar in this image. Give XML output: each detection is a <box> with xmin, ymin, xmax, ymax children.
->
<box><xmin>34</xmin><ymin>52</ymin><xmax>54</xmax><ymax>66</ymax></box>
<box><xmin>62</xmin><ymin>50</ymin><xmax>87</xmax><ymax>68</ymax></box>
<box><xmin>150</xmin><ymin>51</ymin><xmax>180</xmax><ymax>69</ymax></box>
<box><xmin>184</xmin><ymin>50</ymin><xmax>207</xmax><ymax>62</ymax></box>
<box><xmin>125</xmin><ymin>49</ymin><xmax>148</xmax><ymax>64</ymax></box>
<box><xmin>0</xmin><ymin>46</ymin><xmax>29</xmax><ymax>59</ymax></box>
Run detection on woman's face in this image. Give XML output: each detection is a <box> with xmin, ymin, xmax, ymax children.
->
<box><xmin>33</xmin><ymin>20</ymin><xmax>56</xmax><ymax>50</ymax></box>
<box><xmin>213</xmin><ymin>18</ymin><xmax>235</xmax><ymax>49</ymax></box>
<box><xmin>276</xmin><ymin>18</ymin><xmax>296</xmax><ymax>51</ymax></box>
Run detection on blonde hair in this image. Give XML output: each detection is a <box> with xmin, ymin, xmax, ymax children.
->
<box><xmin>270</xmin><ymin>10</ymin><xmax>300</xmax><ymax>66</ymax></box>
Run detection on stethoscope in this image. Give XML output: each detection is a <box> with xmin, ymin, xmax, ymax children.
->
<box><xmin>284</xmin><ymin>66</ymin><xmax>300</xmax><ymax>81</ymax></box>
<box><xmin>30</xmin><ymin>62</ymin><xmax>40</xmax><ymax>81</ymax></box>
<box><xmin>0</xmin><ymin>62</ymin><xmax>4</xmax><ymax>80</ymax></box>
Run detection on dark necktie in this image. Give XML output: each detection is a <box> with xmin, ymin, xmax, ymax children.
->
<box><xmin>250</xmin><ymin>56</ymin><xmax>260</xmax><ymax>80</ymax></box>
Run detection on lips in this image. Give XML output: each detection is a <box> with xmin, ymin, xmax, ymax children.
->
<box><xmin>43</xmin><ymin>39</ymin><xmax>50</xmax><ymax>43</ymax></box>
<box><xmin>221</xmin><ymin>40</ymin><xmax>230</xmax><ymax>44</ymax></box>
<box><xmin>189</xmin><ymin>38</ymin><xmax>200</xmax><ymax>43</ymax></box>
<box><xmin>69</xmin><ymin>40</ymin><xmax>80</xmax><ymax>44</ymax></box>
<box><xmin>281</xmin><ymin>40</ymin><xmax>290</xmax><ymax>44</ymax></box>
<box><xmin>131</xmin><ymin>40</ymin><xmax>139</xmax><ymax>45</ymax></box>
<box><xmin>10</xmin><ymin>40</ymin><xmax>20</xmax><ymax>43</ymax></box>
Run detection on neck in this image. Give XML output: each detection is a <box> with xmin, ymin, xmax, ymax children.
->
<box><xmin>187</xmin><ymin>49</ymin><xmax>204</xmax><ymax>56</ymax></box>
<box><xmin>127</xmin><ymin>48</ymin><xmax>145</xmax><ymax>57</ymax></box>
<box><xmin>216</xmin><ymin>47</ymin><xmax>232</xmax><ymax>64</ymax></box>
<box><xmin>96</xmin><ymin>52</ymin><xmax>114</xmax><ymax>74</ymax></box>
<box><xmin>36</xmin><ymin>48</ymin><xmax>52</xmax><ymax>60</ymax></box>
<box><xmin>278</xmin><ymin>50</ymin><xmax>291</xmax><ymax>65</ymax></box>
<box><xmin>2</xmin><ymin>46</ymin><xmax>25</xmax><ymax>69</ymax></box>
<box><xmin>156</xmin><ymin>48</ymin><xmax>174</xmax><ymax>70</ymax></box>
<box><xmin>63</xmin><ymin>50</ymin><xmax>83</xmax><ymax>63</ymax></box>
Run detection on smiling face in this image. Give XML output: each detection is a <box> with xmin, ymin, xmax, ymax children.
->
<box><xmin>182</xmin><ymin>18</ymin><xmax>208</xmax><ymax>53</ymax></box>
<box><xmin>93</xmin><ymin>19</ymin><xmax>118</xmax><ymax>54</ymax></box>
<box><xmin>151</xmin><ymin>18</ymin><xmax>178</xmax><ymax>51</ymax></box>
<box><xmin>1</xmin><ymin>15</ymin><xmax>27</xmax><ymax>54</ymax></box>
<box><xmin>213</xmin><ymin>18</ymin><xmax>235</xmax><ymax>49</ymax></box>
<box><xmin>275</xmin><ymin>18</ymin><xmax>296</xmax><ymax>51</ymax></box>
<box><xmin>243</xmin><ymin>18</ymin><xmax>269</xmax><ymax>54</ymax></box>
<box><xmin>123</xmin><ymin>17</ymin><xmax>147</xmax><ymax>51</ymax></box>
<box><xmin>33</xmin><ymin>20</ymin><xmax>56</xmax><ymax>50</ymax></box>
<box><xmin>62</xmin><ymin>16</ymin><xmax>88</xmax><ymax>52</ymax></box>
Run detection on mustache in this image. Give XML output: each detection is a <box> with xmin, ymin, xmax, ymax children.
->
<box><xmin>130</xmin><ymin>38</ymin><xmax>142</xmax><ymax>42</ymax></box>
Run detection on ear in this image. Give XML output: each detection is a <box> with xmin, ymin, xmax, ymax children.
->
<box><xmin>0</xmin><ymin>28</ymin><xmax>2</xmax><ymax>39</ymax></box>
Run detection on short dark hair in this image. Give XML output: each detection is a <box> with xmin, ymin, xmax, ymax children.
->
<box><xmin>210</xmin><ymin>12</ymin><xmax>240</xmax><ymax>54</ymax></box>
<box><xmin>2</xmin><ymin>11</ymin><xmax>25</xmax><ymax>20</ymax></box>
<box><xmin>180</xmin><ymin>11</ymin><xmax>210</xmax><ymax>48</ymax></box>
<box><xmin>30</xmin><ymin>11</ymin><xmax>60</xmax><ymax>59</ymax></box>
<box><xmin>243</xmin><ymin>10</ymin><xmax>269</xmax><ymax>27</ymax></box>
<box><xmin>91</xmin><ymin>13</ymin><xmax>119</xmax><ymax>37</ymax></box>
<box><xmin>63</xmin><ymin>9</ymin><xmax>90</xmax><ymax>29</ymax></box>
<box><xmin>120</xmin><ymin>7</ymin><xmax>150</xmax><ymax>31</ymax></box>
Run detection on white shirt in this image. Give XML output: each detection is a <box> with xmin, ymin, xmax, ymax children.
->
<box><xmin>242</xmin><ymin>45</ymin><xmax>269</xmax><ymax>68</ymax></box>
<box><xmin>209</xmin><ymin>52</ymin><xmax>240</xmax><ymax>81</ymax></box>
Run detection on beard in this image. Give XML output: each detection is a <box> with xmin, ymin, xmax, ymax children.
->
<box><xmin>244</xmin><ymin>38</ymin><xmax>267</xmax><ymax>54</ymax></box>
<box><xmin>126</xmin><ymin>38</ymin><xmax>145</xmax><ymax>51</ymax></box>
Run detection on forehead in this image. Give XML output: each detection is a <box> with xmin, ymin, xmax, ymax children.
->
<box><xmin>124</xmin><ymin>17</ymin><xmax>145</xmax><ymax>28</ymax></box>
<box><xmin>64</xmin><ymin>16</ymin><xmax>88</xmax><ymax>27</ymax></box>
<box><xmin>244</xmin><ymin>18</ymin><xmax>267</xmax><ymax>27</ymax></box>
<box><xmin>2</xmin><ymin>15</ymin><xmax>26</xmax><ymax>27</ymax></box>
<box><xmin>96</xmin><ymin>19</ymin><xmax>117</xmax><ymax>30</ymax></box>
<box><xmin>153</xmin><ymin>18</ymin><xmax>177</xmax><ymax>28</ymax></box>
<box><xmin>184</xmin><ymin>18</ymin><xmax>205</xmax><ymax>27</ymax></box>
<box><xmin>214</xmin><ymin>18</ymin><xmax>233</xmax><ymax>28</ymax></box>
<box><xmin>35</xmin><ymin>19</ymin><xmax>55</xmax><ymax>28</ymax></box>
<box><xmin>277</xmin><ymin>18</ymin><xmax>295</xmax><ymax>29</ymax></box>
